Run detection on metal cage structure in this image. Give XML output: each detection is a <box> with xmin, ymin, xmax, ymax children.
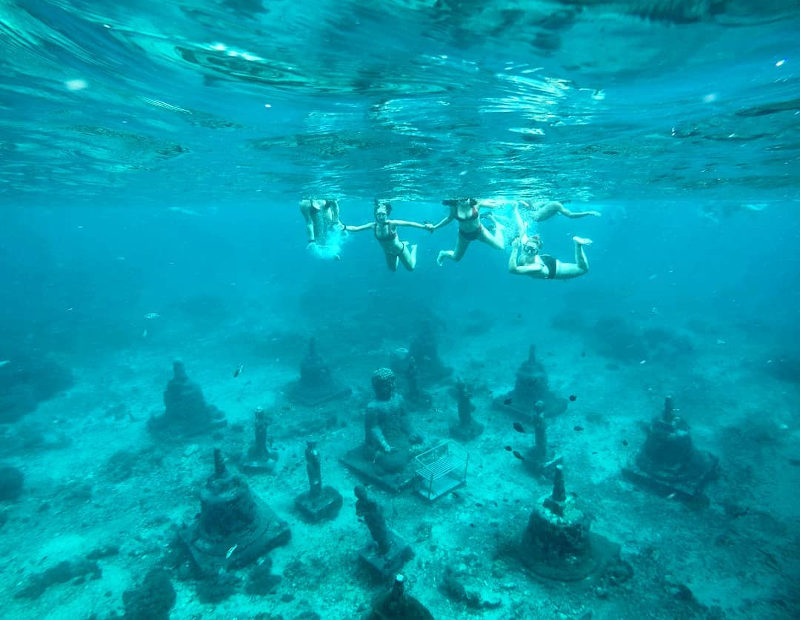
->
<box><xmin>414</xmin><ymin>441</ymin><xmax>469</xmax><ymax>501</ymax></box>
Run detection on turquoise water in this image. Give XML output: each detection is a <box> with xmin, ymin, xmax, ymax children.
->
<box><xmin>1</xmin><ymin>2</ymin><xmax>799</xmax><ymax>619</ymax></box>
<box><xmin>2</xmin><ymin>1</ymin><xmax>799</xmax><ymax>206</ymax></box>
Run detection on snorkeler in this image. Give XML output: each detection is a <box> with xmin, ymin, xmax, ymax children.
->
<box><xmin>344</xmin><ymin>200</ymin><xmax>433</xmax><ymax>271</ymax></box>
<box><xmin>518</xmin><ymin>200</ymin><xmax>601</xmax><ymax>222</ymax></box>
<box><xmin>433</xmin><ymin>198</ymin><xmax>505</xmax><ymax>265</ymax></box>
<box><xmin>299</xmin><ymin>198</ymin><xmax>341</xmax><ymax>246</ymax></box>
<box><xmin>508</xmin><ymin>206</ymin><xmax>591</xmax><ymax>280</ymax></box>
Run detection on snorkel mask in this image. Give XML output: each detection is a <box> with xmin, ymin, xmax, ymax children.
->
<box><xmin>522</xmin><ymin>234</ymin><xmax>542</xmax><ymax>256</ymax></box>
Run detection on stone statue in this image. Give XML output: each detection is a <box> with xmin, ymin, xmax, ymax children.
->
<box><xmin>369</xmin><ymin>573</ymin><xmax>434</xmax><ymax>619</ymax></box>
<box><xmin>286</xmin><ymin>338</ymin><xmax>351</xmax><ymax>406</ymax></box>
<box><xmin>353</xmin><ymin>485</ymin><xmax>413</xmax><ymax>577</ymax></box>
<box><xmin>148</xmin><ymin>361</ymin><xmax>226</xmax><ymax>439</ymax></box>
<box><xmin>242</xmin><ymin>407</ymin><xmax>278</xmax><ymax>473</ymax></box>
<box><xmin>355</xmin><ymin>485</ymin><xmax>391</xmax><ymax>555</ymax></box>
<box><xmin>623</xmin><ymin>396</ymin><xmax>719</xmax><ymax>503</ymax></box>
<box><xmin>177</xmin><ymin>449</ymin><xmax>290</xmax><ymax>576</ymax></box>
<box><xmin>363</xmin><ymin>368</ymin><xmax>421</xmax><ymax>474</ymax></box>
<box><xmin>295</xmin><ymin>440</ymin><xmax>342</xmax><ymax>522</ymax></box>
<box><xmin>450</xmin><ymin>378</ymin><xmax>484</xmax><ymax>440</ymax></box>
<box><xmin>493</xmin><ymin>345</ymin><xmax>567</xmax><ymax>418</ymax></box>
<box><xmin>305</xmin><ymin>441</ymin><xmax>322</xmax><ymax>498</ymax></box>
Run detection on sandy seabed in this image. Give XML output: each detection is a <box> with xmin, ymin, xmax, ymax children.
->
<box><xmin>1</xmin><ymin>304</ymin><xmax>798</xmax><ymax>620</ymax></box>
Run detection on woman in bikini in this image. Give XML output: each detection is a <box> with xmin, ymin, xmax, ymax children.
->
<box><xmin>344</xmin><ymin>201</ymin><xmax>433</xmax><ymax>271</ymax></box>
<box><xmin>433</xmin><ymin>198</ymin><xmax>505</xmax><ymax>265</ymax></box>
<box><xmin>508</xmin><ymin>205</ymin><xmax>592</xmax><ymax>280</ymax></box>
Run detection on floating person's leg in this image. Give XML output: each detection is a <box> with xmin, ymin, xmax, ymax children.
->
<box><xmin>398</xmin><ymin>243</ymin><xmax>417</xmax><ymax>271</ymax></box>
<box><xmin>557</xmin><ymin>203</ymin><xmax>602</xmax><ymax>218</ymax></box>
<box><xmin>384</xmin><ymin>249</ymin><xmax>400</xmax><ymax>272</ymax></box>
<box><xmin>437</xmin><ymin>235</ymin><xmax>470</xmax><ymax>265</ymax></box>
<box><xmin>480</xmin><ymin>214</ymin><xmax>505</xmax><ymax>250</ymax></box>
<box><xmin>573</xmin><ymin>236</ymin><xmax>592</xmax><ymax>272</ymax></box>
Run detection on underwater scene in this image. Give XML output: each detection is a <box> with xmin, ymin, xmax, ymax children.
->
<box><xmin>1</xmin><ymin>1</ymin><xmax>799</xmax><ymax>618</ymax></box>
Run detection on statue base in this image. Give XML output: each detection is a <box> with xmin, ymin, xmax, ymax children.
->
<box><xmin>449</xmin><ymin>420</ymin><xmax>484</xmax><ymax>441</ymax></box>
<box><xmin>341</xmin><ymin>447</ymin><xmax>416</xmax><ymax>494</ymax></box>
<box><xmin>521</xmin><ymin>530</ymin><xmax>620</xmax><ymax>582</ymax></box>
<box><xmin>240</xmin><ymin>450</ymin><xmax>279</xmax><ymax>474</ymax></box>
<box><xmin>294</xmin><ymin>486</ymin><xmax>343</xmax><ymax>523</ymax></box>
<box><xmin>622</xmin><ymin>450</ymin><xmax>719</xmax><ymax>505</ymax></box>
<box><xmin>179</xmin><ymin>498</ymin><xmax>291</xmax><ymax>576</ymax></box>
<box><xmin>358</xmin><ymin>530</ymin><xmax>413</xmax><ymax>580</ymax></box>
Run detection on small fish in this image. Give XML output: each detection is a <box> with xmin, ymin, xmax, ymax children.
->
<box><xmin>142</xmin><ymin>329</ymin><xmax>148</xmax><ymax>338</ymax></box>
<box><xmin>503</xmin><ymin>397</ymin><xmax>513</xmax><ymax>405</ymax></box>
<box><xmin>569</xmin><ymin>394</ymin><xmax>577</xmax><ymax>402</ymax></box>
<box><xmin>512</xmin><ymin>450</ymin><xmax>525</xmax><ymax>461</ymax></box>
<box><xmin>225</xmin><ymin>544</ymin><xmax>238</xmax><ymax>559</ymax></box>
<box><xmin>504</xmin><ymin>445</ymin><xmax>512</xmax><ymax>452</ymax></box>
<box><xmin>666</xmin><ymin>493</ymin><xmax>676</xmax><ymax>500</ymax></box>
<box><xmin>573</xmin><ymin>425</ymin><xmax>584</xmax><ymax>432</ymax></box>
<box><xmin>622</xmin><ymin>440</ymin><xmax>629</xmax><ymax>446</ymax></box>
<box><xmin>513</xmin><ymin>422</ymin><xmax>525</xmax><ymax>433</ymax></box>
<box><xmin>0</xmin><ymin>360</ymin><xmax>10</xmax><ymax>368</ymax></box>
<box><xmin>142</xmin><ymin>97</ymin><xmax>192</xmax><ymax>115</ymax></box>
<box><xmin>144</xmin><ymin>312</ymin><xmax>160</xmax><ymax>320</ymax></box>
<box><xmin>233</xmin><ymin>364</ymin><xmax>244</xmax><ymax>378</ymax></box>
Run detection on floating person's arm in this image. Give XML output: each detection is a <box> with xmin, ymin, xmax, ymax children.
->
<box><xmin>431</xmin><ymin>212</ymin><xmax>454</xmax><ymax>230</ymax></box>
<box><xmin>509</xmin><ymin>260</ymin><xmax>544</xmax><ymax>276</ymax></box>
<box><xmin>343</xmin><ymin>222</ymin><xmax>375</xmax><ymax>233</ymax></box>
<box><xmin>389</xmin><ymin>219</ymin><xmax>434</xmax><ymax>231</ymax></box>
<box><xmin>511</xmin><ymin>263</ymin><xmax>544</xmax><ymax>275</ymax></box>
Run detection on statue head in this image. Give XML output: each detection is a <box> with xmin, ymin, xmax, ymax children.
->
<box><xmin>172</xmin><ymin>360</ymin><xmax>187</xmax><ymax>380</ymax></box>
<box><xmin>371</xmin><ymin>367</ymin><xmax>396</xmax><ymax>400</ymax></box>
